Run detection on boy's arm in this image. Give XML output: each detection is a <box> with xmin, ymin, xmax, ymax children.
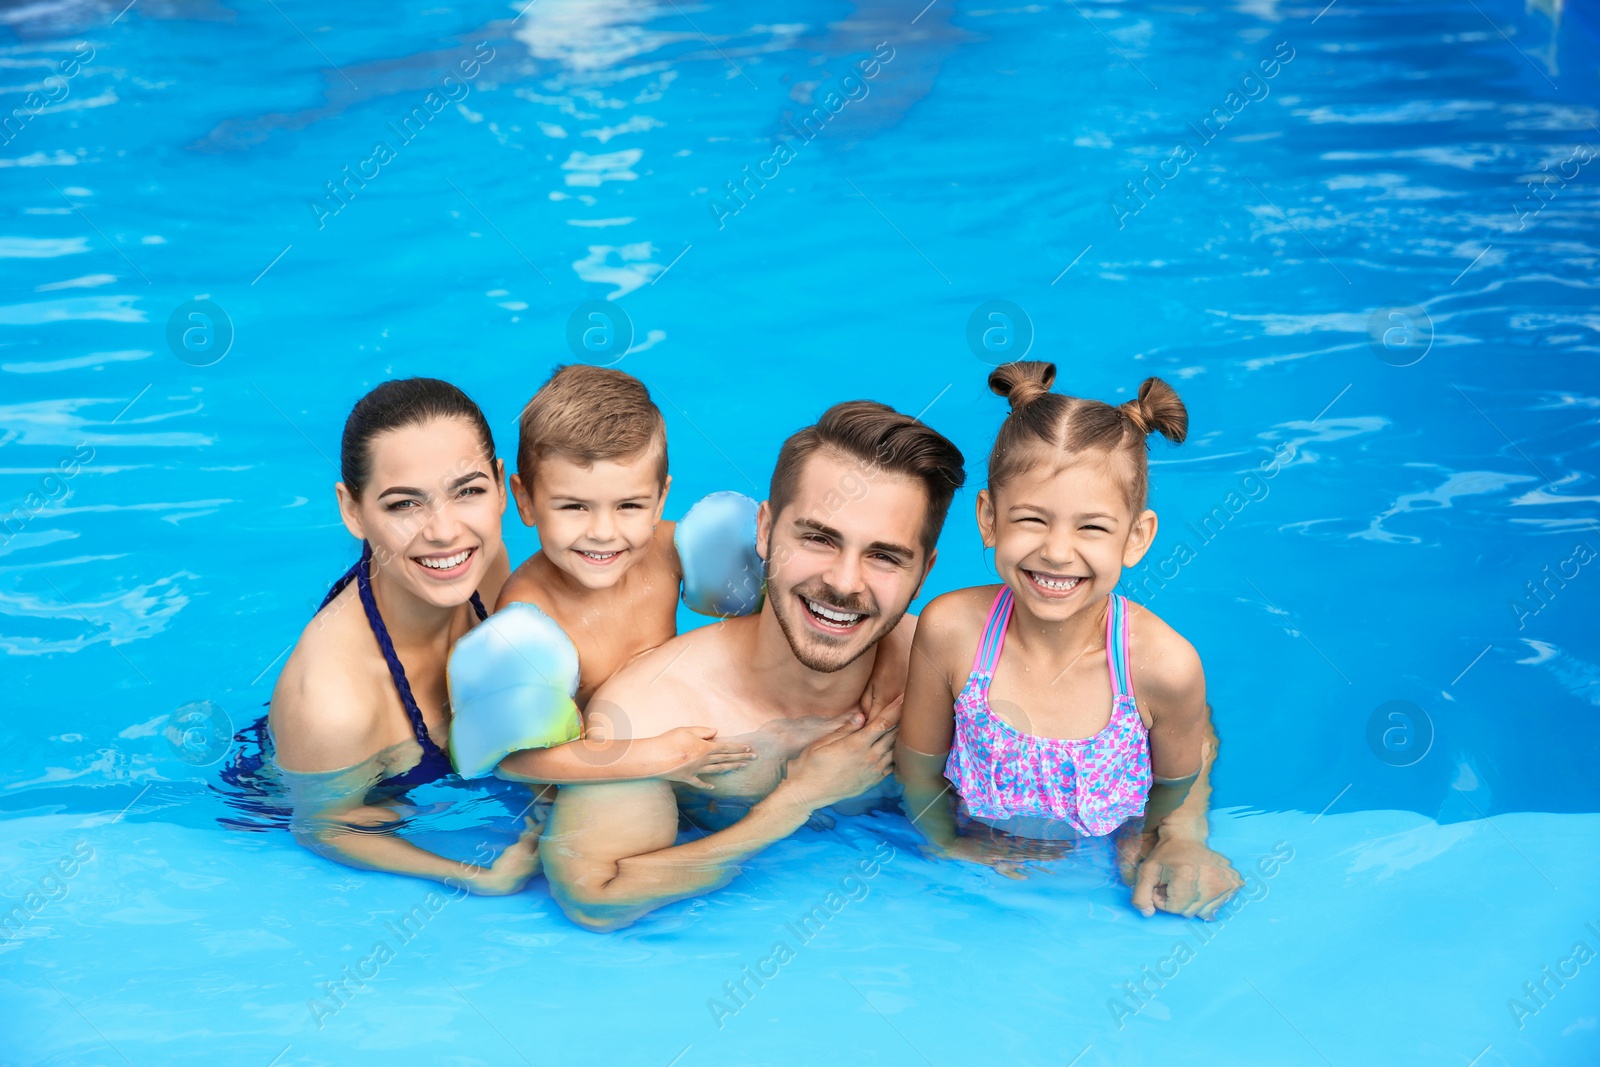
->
<box><xmin>494</xmin><ymin>728</ymin><xmax>754</xmax><ymax>787</ymax></box>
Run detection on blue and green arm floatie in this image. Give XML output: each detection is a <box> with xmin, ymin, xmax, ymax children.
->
<box><xmin>447</xmin><ymin>492</ymin><xmax>764</xmax><ymax>779</ymax></box>
<box><xmin>447</xmin><ymin>601</ymin><xmax>583</xmax><ymax>779</ymax></box>
<box><xmin>676</xmin><ymin>491</ymin><xmax>765</xmax><ymax>617</ymax></box>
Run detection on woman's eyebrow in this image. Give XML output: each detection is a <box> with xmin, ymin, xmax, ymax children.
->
<box><xmin>377</xmin><ymin>485</ymin><xmax>426</xmax><ymax>500</ymax></box>
<box><xmin>376</xmin><ymin>471</ymin><xmax>489</xmax><ymax>500</ymax></box>
<box><xmin>446</xmin><ymin>470</ymin><xmax>489</xmax><ymax>491</ymax></box>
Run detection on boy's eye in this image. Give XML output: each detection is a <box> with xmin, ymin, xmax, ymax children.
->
<box><xmin>558</xmin><ymin>503</ymin><xmax>586</xmax><ymax>511</ymax></box>
<box><xmin>1082</xmin><ymin>524</ymin><xmax>1107</xmax><ymax>533</ymax></box>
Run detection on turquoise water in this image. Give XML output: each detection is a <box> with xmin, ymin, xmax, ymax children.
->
<box><xmin>3</xmin><ymin>0</ymin><xmax>1598</xmax><ymax>1063</ymax></box>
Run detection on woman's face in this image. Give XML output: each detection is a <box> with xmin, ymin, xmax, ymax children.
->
<box><xmin>336</xmin><ymin>417</ymin><xmax>506</xmax><ymax>610</ymax></box>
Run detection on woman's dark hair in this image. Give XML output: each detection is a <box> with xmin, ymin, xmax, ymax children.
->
<box><xmin>986</xmin><ymin>362</ymin><xmax>1187</xmax><ymax>513</ymax></box>
<box><xmin>340</xmin><ymin>378</ymin><xmax>496</xmax><ymax>498</ymax></box>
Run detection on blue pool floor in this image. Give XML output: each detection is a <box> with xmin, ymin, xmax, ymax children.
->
<box><xmin>3</xmin><ymin>797</ymin><xmax>1597</xmax><ymax>1067</ymax></box>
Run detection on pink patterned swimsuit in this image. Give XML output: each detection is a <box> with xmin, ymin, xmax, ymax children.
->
<box><xmin>945</xmin><ymin>586</ymin><xmax>1152</xmax><ymax>838</ymax></box>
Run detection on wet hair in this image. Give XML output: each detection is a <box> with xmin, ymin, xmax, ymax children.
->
<box><xmin>517</xmin><ymin>365</ymin><xmax>667</xmax><ymax>484</ymax></box>
<box><xmin>769</xmin><ymin>400</ymin><xmax>967</xmax><ymax>555</ymax></box>
<box><xmin>986</xmin><ymin>361</ymin><xmax>1187</xmax><ymax>513</ymax></box>
<box><xmin>340</xmin><ymin>378</ymin><xmax>496</xmax><ymax>498</ymax></box>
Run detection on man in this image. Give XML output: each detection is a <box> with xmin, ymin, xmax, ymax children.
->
<box><xmin>539</xmin><ymin>400</ymin><xmax>966</xmax><ymax>931</ymax></box>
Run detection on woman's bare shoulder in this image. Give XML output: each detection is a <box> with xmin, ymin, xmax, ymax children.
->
<box><xmin>269</xmin><ymin>591</ymin><xmax>390</xmax><ymax>772</ymax></box>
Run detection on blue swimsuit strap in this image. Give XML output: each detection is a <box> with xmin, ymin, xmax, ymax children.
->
<box><xmin>220</xmin><ymin>547</ymin><xmax>487</xmax><ymax>801</ymax></box>
<box><xmin>347</xmin><ymin>542</ymin><xmax>487</xmax><ymax>758</ymax></box>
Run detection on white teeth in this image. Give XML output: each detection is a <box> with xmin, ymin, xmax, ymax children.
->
<box><xmin>417</xmin><ymin>549</ymin><xmax>471</xmax><ymax>570</ymax></box>
<box><xmin>804</xmin><ymin>597</ymin><xmax>864</xmax><ymax>625</ymax></box>
<box><xmin>578</xmin><ymin>550</ymin><xmax>619</xmax><ymax>561</ymax></box>
<box><xmin>1030</xmin><ymin>572</ymin><xmax>1082</xmax><ymax>591</ymax></box>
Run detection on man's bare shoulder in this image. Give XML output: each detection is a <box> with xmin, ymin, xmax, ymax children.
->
<box><xmin>587</xmin><ymin>616</ymin><xmax>750</xmax><ymax>739</ymax></box>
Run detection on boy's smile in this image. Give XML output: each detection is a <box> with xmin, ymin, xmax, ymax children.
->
<box><xmin>510</xmin><ymin>449</ymin><xmax>670</xmax><ymax>592</ymax></box>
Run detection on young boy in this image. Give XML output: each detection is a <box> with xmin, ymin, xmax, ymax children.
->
<box><xmin>489</xmin><ymin>364</ymin><xmax>900</xmax><ymax>788</ymax></box>
<box><xmin>485</xmin><ymin>364</ymin><xmax>754</xmax><ymax>787</ymax></box>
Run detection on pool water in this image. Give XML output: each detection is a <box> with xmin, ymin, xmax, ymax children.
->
<box><xmin>3</xmin><ymin>0</ymin><xmax>1598</xmax><ymax>1063</ymax></box>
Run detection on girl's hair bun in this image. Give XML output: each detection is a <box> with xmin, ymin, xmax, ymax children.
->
<box><xmin>987</xmin><ymin>361</ymin><xmax>1057</xmax><ymax>411</ymax></box>
<box><xmin>1118</xmin><ymin>377</ymin><xmax>1188</xmax><ymax>444</ymax></box>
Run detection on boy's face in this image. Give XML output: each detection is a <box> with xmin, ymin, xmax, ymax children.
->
<box><xmin>510</xmin><ymin>449</ymin><xmax>669</xmax><ymax>590</ymax></box>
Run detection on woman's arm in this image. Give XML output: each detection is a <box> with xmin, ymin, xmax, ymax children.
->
<box><xmin>289</xmin><ymin>797</ymin><xmax>542</xmax><ymax>896</ymax></box>
<box><xmin>270</xmin><ymin>651</ymin><xmax>540</xmax><ymax>895</ymax></box>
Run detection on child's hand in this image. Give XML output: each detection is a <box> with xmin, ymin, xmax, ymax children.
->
<box><xmin>928</xmin><ymin>832</ymin><xmax>1072</xmax><ymax>878</ymax></box>
<box><xmin>1126</xmin><ymin>834</ymin><xmax>1243</xmax><ymax>919</ymax></box>
<box><xmin>652</xmin><ymin>726</ymin><xmax>757</xmax><ymax>789</ymax></box>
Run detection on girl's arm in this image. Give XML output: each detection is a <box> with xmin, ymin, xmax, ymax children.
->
<box><xmin>1124</xmin><ymin>621</ymin><xmax>1243</xmax><ymax>918</ymax></box>
<box><xmin>494</xmin><ymin>728</ymin><xmax>756</xmax><ymax>788</ymax></box>
<box><xmin>894</xmin><ymin>598</ymin><xmax>964</xmax><ymax>849</ymax></box>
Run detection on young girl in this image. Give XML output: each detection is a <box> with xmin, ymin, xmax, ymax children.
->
<box><xmin>896</xmin><ymin>361</ymin><xmax>1243</xmax><ymax>919</ymax></box>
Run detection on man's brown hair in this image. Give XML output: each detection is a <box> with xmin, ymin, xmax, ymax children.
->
<box><xmin>768</xmin><ymin>400</ymin><xmax>966</xmax><ymax>555</ymax></box>
<box><xmin>517</xmin><ymin>365</ymin><xmax>667</xmax><ymax>483</ymax></box>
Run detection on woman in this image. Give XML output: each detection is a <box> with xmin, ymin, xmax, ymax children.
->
<box><xmin>267</xmin><ymin>377</ymin><xmax>539</xmax><ymax>894</ymax></box>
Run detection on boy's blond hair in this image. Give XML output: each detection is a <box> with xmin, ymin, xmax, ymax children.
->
<box><xmin>517</xmin><ymin>365</ymin><xmax>667</xmax><ymax>484</ymax></box>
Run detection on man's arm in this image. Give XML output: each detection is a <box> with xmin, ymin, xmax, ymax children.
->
<box><xmin>541</xmin><ymin>716</ymin><xmax>893</xmax><ymax>931</ymax></box>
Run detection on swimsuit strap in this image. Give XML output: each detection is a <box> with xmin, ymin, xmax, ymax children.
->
<box><xmin>349</xmin><ymin>543</ymin><xmax>485</xmax><ymax>755</ymax></box>
<box><xmin>317</xmin><ymin>545</ymin><xmax>367</xmax><ymax>613</ymax></box>
<box><xmin>323</xmin><ymin>543</ymin><xmax>488</xmax><ymax>620</ymax></box>
<box><xmin>968</xmin><ymin>585</ymin><xmax>1015</xmax><ymax>680</ymax></box>
<box><xmin>1104</xmin><ymin>593</ymin><xmax>1134</xmax><ymax>702</ymax></box>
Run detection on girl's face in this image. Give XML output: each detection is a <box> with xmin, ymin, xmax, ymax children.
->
<box><xmin>977</xmin><ymin>454</ymin><xmax>1156</xmax><ymax>624</ymax></box>
<box><xmin>336</xmin><ymin>417</ymin><xmax>506</xmax><ymax>610</ymax></box>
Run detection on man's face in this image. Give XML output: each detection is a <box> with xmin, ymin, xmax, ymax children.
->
<box><xmin>760</xmin><ymin>450</ymin><xmax>936</xmax><ymax>673</ymax></box>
